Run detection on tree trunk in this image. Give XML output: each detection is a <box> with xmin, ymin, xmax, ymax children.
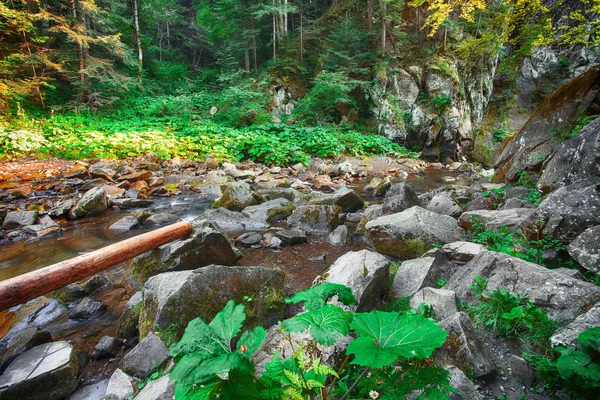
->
<box><xmin>380</xmin><ymin>0</ymin><xmax>386</xmax><ymax>55</ymax></box>
<box><xmin>132</xmin><ymin>0</ymin><xmax>143</xmax><ymax>85</ymax></box>
<box><xmin>367</xmin><ymin>0</ymin><xmax>373</xmax><ymax>30</ymax></box>
<box><xmin>272</xmin><ymin>0</ymin><xmax>277</xmax><ymax>60</ymax></box>
<box><xmin>284</xmin><ymin>0</ymin><xmax>288</xmax><ymax>35</ymax></box>
<box><xmin>70</xmin><ymin>0</ymin><xmax>85</xmax><ymax>85</ymax></box>
<box><xmin>300</xmin><ymin>8</ymin><xmax>303</xmax><ymax>63</ymax></box>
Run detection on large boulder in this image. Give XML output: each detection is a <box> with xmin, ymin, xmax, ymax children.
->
<box><xmin>2</xmin><ymin>211</ymin><xmax>38</xmax><ymax>230</ymax></box>
<box><xmin>390</xmin><ymin>250</ymin><xmax>455</xmax><ymax>298</ymax></box>
<box><xmin>440</xmin><ymin>241</ymin><xmax>486</xmax><ymax>264</ymax></box>
<box><xmin>105</xmin><ymin>369</ymin><xmax>135</xmax><ymax>400</ymax></box>
<box><xmin>0</xmin><ymin>328</ymin><xmax>52</xmax><ymax>372</ymax></box>
<box><xmin>323</xmin><ymin>250</ymin><xmax>391</xmax><ymax>311</ymax></box>
<box><xmin>537</xmin><ymin>116</ymin><xmax>600</xmax><ymax>191</ymax></box>
<box><xmin>366</xmin><ymin>206</ymin><xmax>460</xmax><ymax>260</ymax></box>
<box><xmin>567</xmin><ymin>225</ymin><xmax>600</xmax><ymax>273</ymax></box>
<box><xmin>121</xmin><ymin>333</ymin><xmax>170</xmax><ymax>379</ymax></box>
<box><xmin>309</xmin><ymin>188</ymin><xmax>365</xmax><ymax>213</ymax></box>
<box><xmin>551</xmin><ymin>302</ymin><xmax>600</xmax><ymax>347</ymax></box>
<box><xmin>241</xmin><ymin>198</ymin><xmax>296</xmax><ymax>223</ymax></box>
<box><xmin>287</xmin><ymin>205</ymin><xmax>340</xmax><ymax>235</ymax></box>
<box><xmin>410</xmin><ymin>287</ymin><xmax>458</xmax><ymax>320</ymax></box>
<box><xmin>116</xmin><ymin>292</ymin><xmax>143</xmax><ymax>340</ymax></box>
<box><xmin>445</xmin><ymin>251</ymin><xmax>600</xmax><ymax>323</ymax></box>
<box><xmin>382</xmin><ymin>183</ymin><xmax>421</xmax><ymax>214</ymax></box>
<box><xmin>68</xmin><ymin>187</ymin><xmax>109</xmax><ymax>219</ymax></box>
<box><xmin>212</xmin><ymin>181</ymin><xmax>262</xmax><ymax>211</ymax></box>
<box><xmin>0</xmin><ymin>341</ymin><xmax>78</xmax><ymax>400</ymax></box>
<box><xmin>133</xmin><ymin>375</ymin><xmax>174</xmax><ymax>400</ymax></box>
<box><xmin>199</xmin><ymin>208</ymin><xmax>269</xmax><ymax>232</ymax></box>
<box><xmin>139</xmin><ymin>265</ymin><xmax>285</xmax><ymax>339</ymax></box>
<box><xmin>535</xmin><ymin>179</ymin><xmax>600</xmax><ymax>242</ymax></box>
<box><xmin>426</xmin><ymin>192</ymin><xmax>463</xmax><ymax>217</ymax></box>
<box><xmin>458</xmin><ymin>208</ymin><xmax>536</xmax><ymax>233</ymax></box>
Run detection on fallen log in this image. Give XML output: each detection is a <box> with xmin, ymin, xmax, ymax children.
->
<box><xmin>0</xmin><ymin>220</ymin><xmax>193</xmax><ymax>311</ymax></box>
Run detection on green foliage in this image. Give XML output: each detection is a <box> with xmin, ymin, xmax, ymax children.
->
<box><xmin>492</xmin><ymin>127</ymin><xmax>512</xmax><ymax>143</ymax></box>
<box><xmin>285</xmin><ymin>283</ymin><xmax>355</xmax><ymax>310</ymax></box>
<box><xmin>156</xmin><ymin>324</ymin><xmax>181</xmax><ymax>348</ymax></box>
<box><xmin>556</xmin><ymin>327</ymin><xmax>600</xmax><ymax>388</ymax></box>
<box><xmin>430</xmin><ymin>93</ymin><xmax>452</xmax><ymax>113</ymax></box>
<box><xmin>558</xmin><ymin>114</ymin><xmax>599</xmax><ymax>143</ymax></box>
<box><xmin>285</xmin><ymin>304</ymin><xmax>353</xmax><ymax>346</ymax></box>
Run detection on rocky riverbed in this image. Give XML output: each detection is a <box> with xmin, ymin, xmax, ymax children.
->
<box><xmin>0</xmin><ymin>150</ymin><xmax>599</xmax><ymax>400</ymax></box>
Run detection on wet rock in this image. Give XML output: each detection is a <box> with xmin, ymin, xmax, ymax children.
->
<box><xmin>440</xmin><ymin>241</ymin><xmax>486</xmax><ymax>264</ymax></box>
<box><xmin>236</xmin><ymin>232</ymin><xmax>262</xmax><ymax>247</ymax></box>
<box><xmin>241</xmin><ymin>198</ymin><xmax>295</xmax><ymax>223</ymax></box>
<box><xmin>213</xmin><ymin>181</ymin><xmax>262</xmax><ymax>211</ymax></box>
<box><xmin>144</xmin><ymin>213</ymin><xmax>181</xmax><ymax>225</ymax></box>
<box><xmin>437</xmin><ymin>312</ymin><xmax>495</xmax><ymax>377</ymax></box>
<box><xmin>0</xmin><ymin>341</ymin><xmax>78</xmax><ymax>400</ymax></box>
<box><xmin>410</xmin><ymin>287</ymin><xmax>458</xmax><ymax>320</ymax></box>
<box><xmin>69</xmin><ymin>297</ymin><xmax>107</xmax><ymax>320</ymax></box>
<box><xmin>92</xmin><ymin>336</ymin><xmax>119</xmax><ymax>359</ymax></box>
<box><xmin>105</xmin><ymin>369</ymin><xmax>135</xmax><ymax>400</ymax></box>
<box><xmin>109</xmin><ymin>215</ymin><xmax>139</xmax><ymax>231</ymax></box>
<box><xmin>22</xmin><ymin>215</ymin><xmax>60</xmax><ymax>237</ymax></box>
<box><xmin>328</xmin><ymin>225</ymin><xmax>350</xmax><ymax>246</ymax></box>
<box><xmin>275</xmin><ymin>228</ymin><xmax>308</xmax><ymax>245</ymax></box>
<box><xmin>112</xmin><ymin>198</ymin><xmax>154</xmax><ymax>209</ymax></box>
<box><xmin>200</xmin><ymin>208</ymin><xmax>269</xmax><ymax>232</ymax></box>
<box><xmin>366</xmin><ymin>206</ymin><xmax>459</xmax><ymax>260</ymax></box>
<box><xmin>2</xmin><ymin>210</ymin><xmax>38</xmax><ymax>230</ymax></box>
<box><xmin>364</xmin><ymin>176</ymin><xmax>392</xmax><ymax>197</ymax></box>
<box><xmin>139</xmin><ymin>265</ymin><xmax>285</xmax><ymax>339</ymax></box>
<box><xmin>68</xmin><ymin>187</ymin><xmax>109</xmax><ymax>219</ymax></box>
<box><xmin>67</xmin><ymin>379</ymin><xmax>109</xmax><ymax>400</ymax></box>
<box><xmin>567</xmin><ymin>225</ymin><xmax>600</xmax><ymax>273</ymax></box>
<box><xmin>426</xmin><ymin>192</ymin><xmax>463</xmax><ymax>217</ymax></box>
<box><xmin>0</xmin><ymin>328</ymin><xmax>52</xmax><ymax>372</ymax></box>
<box><xmin>3</xmin><ymin>299</ymin><xmax>67</xmax><ymax>340</ymax></box>
<box><xmin>52</xmin><ymin>284</ymin><xmax>86</xmax><ymax>304</ymax></box>
<box><xmin>390</xmin><ymin>250</ymin><xmax>455</xmax><ymax>298</ymax></box>
<box><xmin>131</xmin><ymin>210</ymin><xmax>151</xmax><ymax>223</ymax></box>
<box><xmin>551</xmin><ymin>302</ymin><xmax>600</xmax><ymax>347</ymax></box>
<box><xmin>84</xmin><ymin>275</ymin><xmax>110</xmax><ymax>294</ymax></box>
<box><xmin>382</xmin><ymin>182</ymin><xmax>421</xmax><ymax>214</ymax></box>
<box><xmin>287</xmin><ymin>205</ymin><xmax>340</xmax><ymax>235</ymax></box>
<box><xmin>121</xmin><ymin>333</ymin><xmax>170</xmax><ymax>379</ymax></box>
<box><xmin>536</xmin><ymin>179</ymin><xmax>600</xmax><ymax>242</ymax></box>
<box><xmin>116</xmin><ymin>292</ymin><xmax>143</xmax><ymax>340</ymax></box>
<box><xmin>133</xmin><ymin>375</ymin><xmax>174</xmax><ymax>400</ymax></box>
<box><xmin>445</xmin><ymin>251</ymin><xmax>600</xmax><ymax>323</ymax></box>
<box><xmin>458</xmin><ymin>208</ymin><xmax>536</xmax><ymax>233</ymax></box>
<box><xmin>49</xmin><ymin>197</ymin><xmax>77</xmax><ymax>217</ymax></box>
<box><xmin>446</xmin><ymin>366</ymin><xmax>483</xmax><ymax>400</ymax></box>
<box><xmin>324</xmin><ymin>250</ymin><xmax>391</xmax><ymax>311</ymax></box>
<box><xmin>309</xmin><ymin>188</ymin><xmax>365</xmax><ymax>213</ymax></box>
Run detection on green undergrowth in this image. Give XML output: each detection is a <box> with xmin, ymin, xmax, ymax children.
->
<box><xmin>0</xmin><ymin>113</ymin><xmax>416</xmax><ymax>164</ymax></box>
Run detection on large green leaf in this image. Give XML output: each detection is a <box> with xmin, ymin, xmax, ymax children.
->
<box><xmin>209</xmin><ymin>300</ymin><xmax>246</xmax><ymax>350</ymax></box>
<box><xmin>557</xmin><ymin>348</ymin><xmax>600</xmax><ymax>388</ymax></box>
<box><xmin>170</xmin><ymin>317</ymin><xmax>221</xmax><ymax>359</ymax></box>
<box><xmin>284</xmin><ymin>304</ymin><xmax>353</xmax><ymax>346</ymax></box>
<box><xmin>286</xmin><ymin>283</ymin><xmax>356</xmax><ymax>310</ymax></box>
<box><xmin>237</xmin><ymin>326</ymin><xmax>267</xmax><ymax>356</ymax></box>
<box><xmin>578</xmin><ymin>326</ymin><xmax>600</xmax><ymax>355</ymax></box>
<box><xmin>347</xmin><ymin>311</ymin><xmax>447</xmax><ymax>368</ymax></box>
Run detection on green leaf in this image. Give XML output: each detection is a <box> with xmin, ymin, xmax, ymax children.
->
<box><xmin>170</xmin><ymin>317</ymin><xmax>219</xmax><ymax>359</ymax></box>
<box><xmin>285</xmin><ymin>283</ymin><xmax>355</xmax><ymax>310</ymax></box>
<box><xmin>578</xmin><ymin>327</ymin><xmax>600</xmax><ymax>355</ymax></box>
<box><xmin>284</xmin><ymin>304</ymin><xmax>353</xmax><ymax>346</ymax></box>
<box><xmin>237</xmin><ymin>326</ymin><xmax>267</xmax><ymax>356</ymax></box>
<box><xmin>209</xmin><ymin>300</ymin><xmax>246</xmax><ymax>350</ymax></box>
<box><xmin>347</xmin><ymin>310</ymin><xmax>447</xmax><ymax>368</ymax></box>
<box><xmin>557</xmin><ymin>348</ymin><xmax>600</xmax><ymax>387</ymax></box>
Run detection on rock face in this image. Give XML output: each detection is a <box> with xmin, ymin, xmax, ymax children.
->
<box><xmin>212</xmin><ymin>181</ymin><xmax>262</xmax><ymax>211</ymax></box>
<box><xmin>2</xmin><ymin>211</ymin><xmax>38</xmax><ymax>230</ymax></box>
<box><xmin>139</xmin><ymin>265</ymin><xmax>285</xmax><ymax>339</ymax></box>
<box><xmin>410</xmin><ymin>287</ymin><xmax>458</xmax><ymax>320</ymax></box>
<box><xmin>69</xmin><ymin>187</ymin><xmax>109</xmax><ymax>219</ymax></box>
<box><xmin>309</xmin><ymin>188</ymin><xmax>365</xmax><ymax>213</ymax></box>
<box><xmin>121</xmin><ymin>333</ymin><xmax>170</xmax><ymax>378</ymax></box>
<box><xmin>536</xmin><ymin>179</ymin><xmax>600</xmax><ymax>242</ymax></box>
<box><xmin>287</xmin><ymin>205</ymin><xmax>340</xmax><ymax>235</ymax></box>
<box><xmin>495</xmin><ymin>65</ymin><xmax>600</xmax><ymax>182</ymax></box>
<box><xmin>382</xmin><ymin>183</ymin><xmax>421</xmax><ymax>214</ymax></box>
<box><xmin>567</xmin><ymin>225</ymin><xmax>600</xmax><ymax>273</ymax></box>
<box><xmin>390</xmin><ymin>250</ymin><xmax>455</xmax><ymax>298</ymax></box>
<box><xmin>447</xmin><ymin>365</ymin><xmax>483</xmax><ymax>400</ymax></box>
<box><xmin>366</xmin><ymin>206</ymin><xmax>459</xmax><ymax>260</ymax></box>
<box><xmin>551</xmin><ymin>302</ymin><xmax>600</xmax><ymax>347</ymax></box>
<box><xmin>0</xmin><ymin>341</ymin><xmax>78</xmax><ymax>400</ymax></box>
<box><xmin>537</xmin><ymin>116</ymin><xmax>600</xmax><ymax>191</ymax></box>
<box><xmin>458</xmin><ymin>208</ymin><xmax>536</xmax><ymax>233</ymax></box>
<box><xmin>241</xmin><ymin>198</ymin><xmax>295</xmax><ymax>223</ymax></box>
<box><xmin>445</xmin><ymin>251</ymin><xmax>600</xmax><ymax>323</ymax></box>
<box><xmin>324</xmin><ymin>250</ymin><xmax>391</xmax><ymax>311</ymax></box>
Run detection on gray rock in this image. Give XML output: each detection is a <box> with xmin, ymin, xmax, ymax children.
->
<box><xmin>410</xmin><ymin>287</ymin><xmax>458</xmax><ymax>320</ymax></box>
<box><xmin>447</xmin><ymin>366</ymin><xmax>483</xmax><ymax>400</ymax></box>
<box><xmin>205</xmin><ymin>170</ymin><xmax>228</xmax><ymax>184</ymax></box>
<box><xmin>328</xmin><ymin>225</ymin><xmax>349</xmax><ymax>246</ymax></box>
<box><xmin>437</xmin><ymin>312</ymin><xmax>495</xmax><ymax>377</ymax></box>
<box><xmin>116</xmin><ymin>292</ymin><xmax>143</xmax><ymax>340</ymax></box>
<box><xmin>324</xmin><ymin>250</ymin><xmax>390</xmax><ymax>311</ymax></box>
<box><xmin>0</xmin><ymin>328</ymin><xmax>52</xmax><ymax>372</ymax></box>
<box><xmin>84</xmin><ymin>275</ymin><xmax>110</xmax><ymax>294</ymax></box>
<box><xmin>501</xmin><ymin>198</ymin><xmax>536</xmax><ymax>210</ymax></box>
<box><xmin>551</xmin><ymin>302</ymin><xmax>600</xmax><ymax>347</ymax></box>
<box><xmin>121</xmin><ymin>333</ymin><xmax>170</xmax><ymax>379</ymax></box>
<box><xmin>445</xmin><ymin>251</ymin><xmax>600</xmax><ymax>323</ymax></box>
<box><xmin>391</xmin><ymin>251</ymin><xmax>455</xmax><ymax>298</ymax></box>
<box><xmin>263</xmin><ymin>234</ymin><xmax>282</xmax><ymax>249</ymax></box>
<box><xmin>552</xmin><ymin>267</ymin><xmax>585</xmax><ymax>280</ymax></box>
<box><xmin>2</xmin><ymin>211</ymin><xmax>38</xmax><ymax>230</ymax></box>
<box><xmin>287</xmin><ymin>205</ymin><xmax>340</xmax><ymax>235</ymax></box>
<box><xmin>458</xmin><ymin>208</ymin><xmax>536</xmax><ymax>233</ymax></box>
<box><xmin>105</xmin><ymin>369</ymin><xmax>135</xmax><ymax>400</ymax></box>
<box><xmin>275</xmin><ymin>228</ymin><xmax>308</xmax><ymax>245</ymax></box>
<box><xmin>241</xmin><ymin>198</ymin><xmax>295</xmax><ymax>223</ymax></box>
<box><xmin>139</xmin><ymin>265</ymin><xmax>285</xmax><ymax>340</ymax></box>
<box><xmin>200</xmin><ymin>208</ymin><xmax>269</xmax><ymax>232</ymax></box>
<box><xmin>69</xmin><ymin>187</ymin><xmax>108</xmax><ymax>219</ymax></box>
<box><xmin>112</xmin><ymin>198</ymin><xmax>154</xmax><ymax>209</ymax></box>
<box><xmin>366</xmin><ymin>206</ymin><xmax>459</xmax><ymax>260</ymax></box>
<box><xmin>536</xmin><ymin>179</ymin><xmax>600</xmax><ymax>242</ymax></box>
<box><xmin>0</xmin><ymin>341</ymin><xmax>78</xmax><ymax>400</ymax></box>
<box><xmin>568</xmin><ymin>225</ymin><xmax>600</xmax><ymax>273</ymax></box>
<box><xmin>52</xmin><ymin>284</ymin><xmax>86</xmax><ymax>304</ymax></box>
<box><xmin>3</xmin><ymin>299</ymin><xmax>67</xmax><ymax>343</ymax></box>
<box><xmin>49</xmin><ymin>197</ymin><xmax>77</xmax><ymax>217</ymax></box>
<box><xmin>537</xmin><ymin>116</ymin><xmax>600</xmax><ymax>191</ymax></box>
<box><xmin>22</xmin><ymin>215</ymin><xmax>60</xmax><ymax>237</ymax></box>
<box><xmin>133</xmin><ymin>375</ymin><xmax>174</xmax><ymax>400</ymax></box>
<box><xmin>309</xmin><ymin>188</ymin><xmax>365</xmax><ymax>213</ymax></box>
<box><xmin>213</xmin><ymin>181</ymin><xmax>262</xmax><ymax>211</ymax></box>
<box><xmin>67</xmin><ymin>379</ymin><xmax>109</xmax><ymax>400</ymax></box>
<box><xmin>92</xmin><ymin>336</ymin><xmax>119</xmax><ymax>359</ymax></box>
<box><xmin>236</xmin><ymin>232</ymin><xmax>262</xmax><ymax>247</ymax></box>
<box><xmin>364</xmin><ymin>176</ymin><xmax>392</xmax><ymax>197</ymax></box>
<box><xmin>144</xmin><ymin>213</ymin><xmax>181</xmax><ymax>225</ymax></box>
<box><xmin>508</xmin><ymin>355</ymin><xmax>535</xmax><ymax>387</ymax></box>
<box><xmin>69</xmin><ymin>297</ymin><xmax>107</xmax><ymax>320</ymax></box>
<box><xmin>426</xmin><ymin>192</ymin><xmax>463</xmax><ymax>217</ymax></box>
<box><xmin>382</xmin><ymin>183</ymin><xmax>421</xmax><ymax>214</ymax></box>
<box><xmin>363</xmin><ymin>204</ymin><xmax>383</xmax><ymax>221</ymax></box>
<box><xmin>109</xmin><ymin>216</ymin><xmax>139</xmax><ymax>231</ymax></box>
<box><xmin>441</xmin><ymin>241</ymin><xmax>486</xmax><ymax>264</ymax></box>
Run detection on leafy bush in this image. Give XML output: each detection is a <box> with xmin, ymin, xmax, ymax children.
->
<box><xmin>168</xmin><ymin>283</ymin><xmax>449</xmax><ymax>399</ymax></box>
<box><xmin>492</xmin><ymin>127</ymin><xmax>512</xmax><ymax>143</ymax></box>
<box><xmin>430</xmin><ymin>93</ymin><xmax>452</xmax><ymax>113</ymax></box>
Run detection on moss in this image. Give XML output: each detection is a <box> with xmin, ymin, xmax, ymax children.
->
<box><xmin>138</xmin><ymin>296</ymin><xmax>159</xmax><ymax>340</ymax></box>
<box><xmin>266</xmin><ymin>202</ymin><xmax>296</xmax><ymax>222</ymax></box>
<box><xmin>51</xmin><ymin>284</ymin><xmax>85</xmax><ymax>304</ymax></box>
<box><xmin>127</xmin><ymin>251</ymin><xmax>163</xmax><ymax>291</ymax></box>
<box><xmin>370</xmin><ymin>232</ymin><xmax>429</xmax><ymax>260</ymax></box>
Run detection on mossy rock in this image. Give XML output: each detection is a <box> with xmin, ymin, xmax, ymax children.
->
<box><xmin>212</xmin><ymin>181</ymin><xmax>262</xmax><ymax>211</ymax></box>
<box><xmin>51</xmin><ymin>284</ymin><xmax>86</xmax><ymax>304</ymax></box>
